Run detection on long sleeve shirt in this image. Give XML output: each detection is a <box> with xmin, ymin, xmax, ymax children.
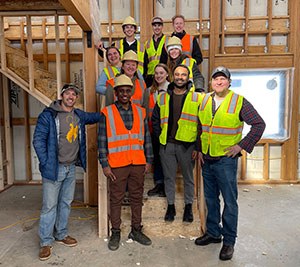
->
<box><xmin>98</xmin><ymin>101</ymin><xmax>154</xmax><ymax>168</ymax></box>
<box><xmin>96</xmin><ymin>66</ymin><xmax>121</xmax><ymax>95</ymax></box>
<box><xmin>204</xmin><ymin>92</ymin><xmax>266</xmax><ymax>158</ymax></box>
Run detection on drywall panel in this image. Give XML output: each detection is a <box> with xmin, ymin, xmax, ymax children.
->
<box><xmin>47</xmin><ymin>40</ymin><xmax>65</xmax><ymax>54</ymax></box>
<box><xmin>224</xmin><ymin>35</ymin><xmax>244</xmax><ymax>47</ymax></box>
<box><xmin>225</xmin><ymin>0</ymin><xmax>244</xmax><ymax>17</ymax></box>
<box><xmin>201</xmin><ymin>0</ymin><xmax>210</xmax><ymax>19</ymax></box>
<box><xmin>29</xmin><ymin>94</ymin><xmax>45</xmax><ymax>117</ymax></box>
<box><xmin>10</xmin><ymin>81</ymin><xmax>24</xmax><ymax>118</ymax></box>
<box><xmin>269</xmin><ymin>145</ymin><xmax>281</xmax><ymax>179</ymax></box>
<box><xmin>156</xmin><ymin>0</ymin><xmax>176</xmax><ymax>20</ymax></box>
<box><xmin>111</xmin><ymin>0</ymin><xmax>131</xmax><ymax>21</ymax></box>
<box><xmin>202</xmin><ymin>58</ymin><xmax>209</xmax><ymax>89</ymax></box>
<box><xmin>69</xmin><ymin>40</ymin><xmax>83</xmax><ymax>53</ymax></box>
<box><xmin>271</xmin><ymin>35</ymin><xmax>287</xmax><ymax>46</ymax></box>
<box><xmin>249</xmin><ymin>0</ymin><xmax>267</xmax><ymax>17</ymax></box>
<box><xmin>248</xmin><ymin>35</ymin><xmax>266</xmax><ymax>46</ymax></box>
<box><xmin>179</xmin><ymin>0</ymin><xmax>199</xmax><ymax>19</ymax></box>
<box><xmin>13</xmin><ymin>126</ymin><xmax>25</xmax><ymax>180</ymax></box>
<box><xmin>273</xmin><ymin>0</ymin><xmax>288</xmax><ymax>16</ymax></box>
<box><xmin>99</xmin><ymin>0</ymin><xmax>108</xmax><ymax>21</ymax></box>
<box><xmin>246</xmin><ymin>146</ymin><xmax>264</xmax><ymax>179</ymax></box>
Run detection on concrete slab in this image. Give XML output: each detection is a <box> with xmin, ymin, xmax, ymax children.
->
<box><xmin>0</xmin><ymin>184</ymin><xmax>300</xmax><ymax>266</ymax></box>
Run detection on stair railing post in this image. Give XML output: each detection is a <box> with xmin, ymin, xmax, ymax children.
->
<box><xmin>55</xmin><ymin>13</ymin><xmax>62</xmax><ymax>97</ymax></box>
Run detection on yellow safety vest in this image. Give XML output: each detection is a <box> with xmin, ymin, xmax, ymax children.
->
<box><xmin>198</xmin><ymin>90</ymin><xmax>244</xmax><ymax>156</ymax></box>
<box><xmin>145</xmin><ymin>35</ymin><xmax>168</xmax><ymax>75</ymax></box>
<box><xmin>181</xmin><ymin>57</ymin><xmax>197</xmax><ymax>92</ymax></box>
<box><xmin>158</xmin><ymin>90</ymin><xmax>201</xmax><ymax>145</ymax></box>
<box><xmin>103</xmin><ymin>66</ymin><xmax>120</xmax><ymax>80</ymax></box>
<box><xmin>114</xmin><ymin>39</ymin><xmax>145</xmax><ymax>75</ymax></box>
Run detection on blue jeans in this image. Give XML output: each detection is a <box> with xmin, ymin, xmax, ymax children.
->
<box><xmin>202</xmin><ymin>157</ymin><xmax>238</xmax><ymax>246</ymax></box>
<box><xmin>39</xmin><ymin>164</ymin><xmax>76</xmax><ymax>247</ymax></box>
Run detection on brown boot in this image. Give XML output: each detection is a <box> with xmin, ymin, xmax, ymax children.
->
<box><xmin>39</xmin><ymin>246</ymin><xmax>52</xmax><ymax>261</ymax></box>
<box><xmin>56</xmin><ymin>236</ymin><xmax>78</xmax><ymax>247</ymax></box>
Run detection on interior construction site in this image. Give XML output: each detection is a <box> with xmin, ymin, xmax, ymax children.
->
<box><xmin>0</xmin><ymin>0</ymin><xmax>300</xmax><ymax>266</ymax></box>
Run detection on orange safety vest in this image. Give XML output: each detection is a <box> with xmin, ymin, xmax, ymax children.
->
<box><xmin>181</xmin><ymin>34</ymin><xmax>193</xmax><ymax>58</ymax></box>
<box><xmin>106</xmin><ymin>77</ymin><xmax>146</xmax><ymax>106</ymax></box>
<box><xmin>148</xmin><ymin>91</ymin><xmax>156</xmax><ymax>133</ymax></box>
<box><xmin>101</xmin><ymin>103</ymin><xmax>146</xmax><ymax>168</ymax></box>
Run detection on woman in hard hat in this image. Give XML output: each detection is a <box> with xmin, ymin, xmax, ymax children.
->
<box><xmin>97</xmin><ymin>16</ymin><xmax>146</xmax><ymax>76</ymax></box>
<box><xmin>166</xmin><ymin>36</ymin><xmax>205</xmax><ymax>93</ymax></box>
<box><xmin>105</xmin><ymin>50</ymin><xmax>146</xmax><ymax>107</ymax></box>
<box><xmin>96</xmin><ymin>46</ymin><xmax>122</xmax><ymax>95</ymax></box>
<box><xmin>143</xmin><ymin>63</ymin><xmax>170</xmax><ymax>197</ymax></box>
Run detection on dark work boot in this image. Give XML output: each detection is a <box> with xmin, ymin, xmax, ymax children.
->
<box><xmin>164</xmin><ymin>204</ymin><xmax>176</xmax><ymax>222</ymax></box>
<box><xmin>128</xmin><ymin>225</ymin><xmax>152</xmax><ymax>246</ymax></box>
<box><xmin>183</xmin><ymin>203</ymin><xmax>193</xmax><ymax>222</ymax></box>
<box><xmin>147</xmin><ymin>183</ymin><xmax>166</xmax><ymax>197</ymax></box>
<box><xmin>108</xmin><ymin>229</ymin><xmax>121</xmax><ymax>251</ymax></box>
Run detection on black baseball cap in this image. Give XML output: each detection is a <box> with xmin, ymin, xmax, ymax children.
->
<box><xmin>211</xmin><ymin>66</ymin><xmax>231</xmax><ymax>79</ymax></box>
<box><xmin>61</xmin><ymin>84</ymin><xmax>80</xmax><ymax>95</ymax></box>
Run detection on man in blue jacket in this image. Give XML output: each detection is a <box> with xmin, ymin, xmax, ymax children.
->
<box><xmin>33</xmin><ymin>84</ymin><xmax>100</xmax><ymax>261</ymax></box>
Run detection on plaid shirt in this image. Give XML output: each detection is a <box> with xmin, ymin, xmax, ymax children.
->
<box><xmin>98</xmin><ymin>101</ymin><xmax>153</xmax><ymax>168</ymax></box>
<box><xmin>204</xmin><ymin>92</ymin><xmax>265</xmax><ymax>159</ymax></box>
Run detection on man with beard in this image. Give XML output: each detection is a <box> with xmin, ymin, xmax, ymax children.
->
<box><xmin>151</xmin><ymin>65</ymin><xmax>202</xmax><ymax>223</ymax></box>
<box><xmin>33</xmin><ymin>84</ymin><xmax>100</xmax><ymax>261</ymax></box>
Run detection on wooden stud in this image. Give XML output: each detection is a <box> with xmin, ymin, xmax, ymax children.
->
<box><xmin>220</xmin><ymin>0</ymin><xmax>225</xmax><ymax>54</ymax></box>
<box><xmin>263</xmin><ymin>143</ymin><xmax>269</xmax><ymax>180</ymax></box>
<box><xmin>64</xmin><ymin>16</ymin><xmax>70</xmax><ymax>83</ymax></box>
<box><xmin>198</xmin><ymin>0</ymin><xmax>203</xmax><ymax>72</ymax></box>
<box><xmin>42</xmin><ymin>18</ymin><xmax>48</xmax><ymax>70</ymax></box>
<box><xmin>20</xmin><ymin>21</ymin><xmax>26</xmax><ymax>52</ymax></box>
<box><xmin>26</xmin><ymin>15</ymin><xmax>34</xmax><ymax>91</ymax></box>
<box><xmin>139</xmin><ymin>0</ymin><xmax>154</xmax><ymax>43</ymax></box>
<box><xmin>55</xmin><ymin>14</ymin><xmax>62</xmax><ymax>97</ymax></box>
<box><xmin>82</xmin><ymin>31</ymin><xmax>98</xmax><ymax>205</ymax></box>
<box><xmin>240</xmin><ymin>151</ymin><xmax>246</xmax><ymax>180</ymax></box>
<box><xmin>280</xmin><ymin>0</ymin><xmax>300</xmax><ymax>181</ymax></box>
<box><xmin>0</xmin><ymin>75</ymin><xmax>4</xmax><ymax>190</ymax></box>
<box><xmin>98</xmin><ymin>163</ymin><xmax>108</xmax><ymax>237</ymax></box>
<box><xmin>23</xmin><ymin>91</ymin><xmax>32</xmax><ymax>182</ymax></box>
<box><xmin>0</xmin><ymin>16</ymin><xmax>7</xmax><ymax>71</ymax></box>
<box><xmin>130</xmin><ymin>0</ymin><xmax>135</xmax><ymax>18</ymax></box>
<box><xmin>244</xmin><ymin>0</ymin><xmax>249</xmax><ymax>54</ymax></box>
<box><xmin>108</xmin><ymin>0</ymin><xmax>112</xmax><ymax>45</ymax></box>
<box><xmin>266</xmin><ymin>0</ymin><xmax>272</xmax><ymax>53</ymax></box>
<box><xmin>176</xmin><ymin>0</ymin><xmax>180</xmax><ymax>15</ymax></box>
<box><xmin>2</xmin><ymin>75</ymin><xmax>14</xmax><ymax>185</ymax></box>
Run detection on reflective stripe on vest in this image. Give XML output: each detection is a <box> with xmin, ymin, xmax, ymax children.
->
<box><xmin>198</xmin><ymin>91</ymin><xmax>244</xmax><ymax>156</ymax></box>
<box><xmin>158</xmin><ymin>91</ymin><xmax>201</xmax><ymax>145</ymax></box>
<box><xmin>102</xmin><ymin>104</ymin><xmax>146</xmax><ymax>167</ymax></box>
<box><xmin>181</xmin><ymin>57</ymin><xmax>195</xmax><ymax>80</ymax></box>
<box><xmin>181</xmin><ymin>34</ymin><xmax>193</xmax><ymax>57</ymax></box>
<box><xmin>104</xmin><ymin>66</ymin><xmax>120</xmax><ymax>80</ymax></box>
<box><xmin>145</xmin><ymin>35</ymin><xmax>167</xmax><ymax>75</ymax></box>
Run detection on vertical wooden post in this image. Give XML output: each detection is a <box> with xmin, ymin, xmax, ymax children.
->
<box><xmin>266</xmin><ymin>0</ymin><xmax>272</xmax><ymax>53</ymax></box>
<box><xmin>263</xmin><ymin>143</ymin><xmax>269</xmax><ymax>180</ymax></box>
<box><xmin>220</xmin><ymin>0</ymin><xmax>225</xmax><ymax>54</ymax></box>
<box><xmin>20</xmin><ymin>21</ymin><xmax>26</xmax><ymax>52</ymax></box>
<box><xmin>2</xmin><ymin>75</ymin><xmax>14</xmax><ymax>185</ymax></box>
<box><xmin>139</xmin><ymin>0</ymin><xmax>154</xmax><ymax>43</ymax></box>
<box><xmin>108</xmin><ymin>0</ymin><xmax>112</xmax><ymax>45</ymax></box>
<box><xmin>0</xmin><ymin>16</ymin><xmax>7</xmax><ymax>71</ymax></box>
<box><xmin>281</xmin><ymin>0</ymin><xmax>300</xmax><ymax>180</ymax></box>
<box><xmin>55</xmin><ymin>14</ymin><xmax>62</xmax><ymax>96</ymax></box>
<box><xmin>24</xmin><ymin>91</ymin><xmax>32</xmax><ymax>182</ymax></box>
<box><xmin>176</xmin><ymin>0</ymin><xmax>180</xmax><ymax>15</ymax></box>
<box><xmin>198</xmin><ymin>0</ymin><xmax>203</xmax><ymax>72</ymax></box>
<box><xmin>42</xmin><ymin>18</ymin><xmax>48</xmax><ymax>71</ymax></box>
<box><xmin>244</xmin><ymin>0</ymin><xmax>249</xmax><ymax>54</ymax></box>
<box><xmin>82</xmin><ymin>31</ymin><xmax>98</xmax><ymax>205</ymax></box>
<box><xmin>209</xmin><ymin>0</ymin><xmax>220</xmax><ymax>75</ymax></box>
<box><xmin>130</xmin><ymin>0</ymin><xmax>135</xmax><ymax>18</ymax></box>
<box><xmin>0</xmin><ymin>75</ymin><xmax>4</xmax><ymax>190</ymax></box>
<box><xmin>241</xmin><ymin>151</ymin><xmax>247</xmax><ymax>180</ymax></box>
<box><xmin>26</xmin><ymin>15</ymin><xmax>34</xmax><ymax>92</ymax></box>
<box><xmin>64</xmin><ymin>16</ymin><xmax>70</xmax><ymax>83</ymax></box>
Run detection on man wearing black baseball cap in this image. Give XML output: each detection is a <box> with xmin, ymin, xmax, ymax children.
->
<box><xmin>195</xmin><ymin>66</ymin><xmax>265</xmax><ymax>261</ymax></box>
<box><xmin>143</xmin><ymin>16</ymin><xmax>169</xmax><ymax>87</ymax></box>
<box><xmin>33</xmin><ymin>84</ymin><xmax>100</xmax><ymax>261</ymax></box>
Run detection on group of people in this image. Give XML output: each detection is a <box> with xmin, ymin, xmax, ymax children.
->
<box><xmin>33</xmin><ymin>14</ymin><xmax>266</xmax><ymax>262</ymax></box>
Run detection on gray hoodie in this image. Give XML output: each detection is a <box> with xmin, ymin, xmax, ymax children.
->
<box><xmin>50</xmin><ymin>100</ymin><xmax>80</xmax><ymax>165</ymax></box>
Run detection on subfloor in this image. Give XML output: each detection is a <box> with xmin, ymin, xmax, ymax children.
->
<box><xmin>0</xmin><ymin>182</ymin><xmax>300</xmax><ymax>267</ymax></box>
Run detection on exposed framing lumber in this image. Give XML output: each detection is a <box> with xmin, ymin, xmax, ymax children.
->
<box><xmin>139</xmin><ymin>0</ymin><xmax>154</xmax><ymax>43</ymax></box>
<box><xmin>55</xmin><ymin>14</ymin><xmax>62</xmax><ymax>97</ymax></box>
<box><xmin>2</xmin><ymin>75</ymin><xmax>14</xmax><ymax>185</ymax></box>
<box><xmin>42</xmin><ymin>18</ymin><xmax>48</xmax><ymax>70</ymax></box>
<box><xmin>0</xmin><ymin>16</ymin><xmax>7</xmax><ymax>71</ymax></box>
<box><xmin>20</xmin><ymin>22</ymin><xmax>26</xmax><ymax>52</ymax></box>
<box><xmin>64</xmin><ymin>16</ymin><xmax>70</xmax><ymax>83</ymax></box>
<box><xmin>244</xmin><ymin>0</ymin><xmax>249</xmax><ymax>54</ymax></box>
<box><xmin>130</xmin><ymin>0</ymin><xmax>135</xmax><ymax>18</ymax></box>
<box><xmin>26</xmin><ymin>15</ymin><xmax>34</xmax><ymax>92</ymax></box>
<box><xmin>266</xmin><ymin>0</ymin><xmax>273</xmax><ymax>53</ymax></box>
<box><xmin>263</xmin><ymin>143</ymin><xmax>270</xmax><ymax>180</ymax></box>
<box><xmin>0</xmin><ymin>75</ymin><xmax>4</xmax><ymax>190</ymax></box>
<box><xmin>23</xmin><ymin>91</ymin><xmax>32</xmax><ymax>182</ymax></box>
<box><xmin>108</xmin><ymin>0</ymin><xmax>112</xmax><ymax>45</ymax></box>
<box><xmin>82</xmin><ymin>31</ymin><xmax>98</xmax><ymax>205</ymax></box>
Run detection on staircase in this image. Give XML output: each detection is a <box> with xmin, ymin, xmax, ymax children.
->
<box><xmin>1</xmin><ymin>39</ymin><xmax>83</xmax><ymax>109</ymax></box>
<box><xmin>116</xmin><ymin>174</ymin><xmax>205</xmax><ymax>238</ymax></box>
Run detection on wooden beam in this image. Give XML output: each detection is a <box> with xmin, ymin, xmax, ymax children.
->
<box><xmin>26</xmin><ymin>15</ymin><xmax>34</xmax><ymax>92</ymax></box>
<box><xmin>263</xmin><ymin>143</ymin><xmax>269</xmax><ymax>180</ymax></box>
<box><xmin>176</xmin><ymin>0</ymin><xmax>180</xmax><ymax>15</ymax></box>
<box><xmin>20</xmin><ymin>22</ymin><xmax>26</xmax><ymax>52</ymax></box>
<box><xmin>130</xmin><ymin>0</ymin><xmax>135</xmax><ymax>18</ymax></box>
<box><xmin>244</xmin><ymin>0</ymin><xmax>249</xmax><ymax>54</ymax></box>
<box><xmin>42</xmin><ymin>18</ymin><xmax>49</xmax><ymax>70</ymax></box>
<box><xmin>240</xmin><ymin>151</ymin><xmax>247</xmax><ymax>180</ymax></box>
<box><xmin>108</xmin><ymin>0</ymin><xmax>112</xmax><ymax>45</ymax></box>
<box><xmin>98</xmin><ymin>163</ymin><xmax>108</xmax><ymax>237</ymax></box>
<box><xmin>266</xmin><ymin>0</ymin><xmax>272</xmax><ymax>53</ymax></box>
<box><xmin>0</xmin><ymin>0</ymin><xmax>65</xmax><ymax>11</ymax></box>
<box><xmin>55</xmin><ymin>14</ymin><xmax>62</xmax><ymax>97</ymax></box>
<box><xmin>220</xmin><ymin>0</ymin><xmax>225</xmax><ymax>54</ymax></box>
<box><xmin>82</xmin><ymin>31</ymin><xmax>98</xmax><ymax>205</ymax></box>
<box><xmin>58</xmin><ymin>0</ymin><xmax>92</xmax><ymax>31</ymax></box>
<box><xmin>64</xmin><ymin>16</ymin><xmax>70</xmax><ymax>83</ymax></box>
<box><xmin>0</xmin><ymin>75</ymin><xmax>4</xmax><ymax>190</ymax></box>
<box><xmin>280</xmin><ymin>0</ymin><xmax>300</xmax><ymax>180</ymax></box>
<box><xmin>2</xmin><ymin>75</ymin><xmax>14</xmax><ymax>185</ymax></box>
<box><xmin>0</xmin><ymin>16</ymin><xmax>7</xmax><ymax>71</ymax></box>
<box><xmin>23</xmin><ymin>91</ymin><xmax>32</xmax><ymax>182</ymax></box>
<box><xmin>139</xmin><ymin>0</ymin><xmax>154</xmax><ymax>43</ymax></box>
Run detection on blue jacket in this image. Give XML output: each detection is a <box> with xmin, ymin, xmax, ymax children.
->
<box><xmin>33</xmin><ymin>106</ymin><xmax>100</xmax><ymax>181</ymax></box>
